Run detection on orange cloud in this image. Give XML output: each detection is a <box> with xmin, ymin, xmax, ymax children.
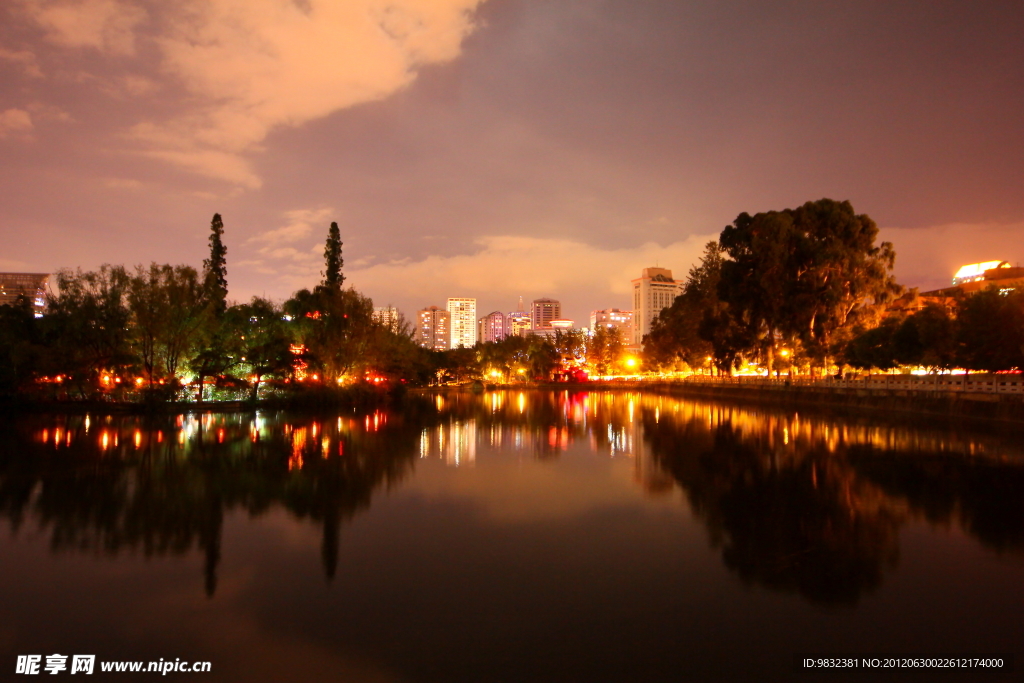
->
<box><xmin>0</xmin><ymin>109</ymin><xmax>34</xmax><ymax>139</ymax></box>
<box><xmin>27</xmin><ymin>0</ymin><xmax>146</xmax><ymax>55</ymax></box>
<box><xmin>18</xmin><ymin>0</ymin><xmax>485</xmax><ymax>186</ymax></box>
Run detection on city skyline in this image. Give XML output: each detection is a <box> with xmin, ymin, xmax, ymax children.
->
<box><xmin>0</xmin><ymin>1</ymin><xmax>1022</xmax><ymax>326</ymax></box>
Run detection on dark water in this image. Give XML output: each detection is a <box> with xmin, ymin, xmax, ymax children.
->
<box><xmin>1</xmin><ymin>390</ymin><xmax>1022</xmax><ymax>682</ymax></box>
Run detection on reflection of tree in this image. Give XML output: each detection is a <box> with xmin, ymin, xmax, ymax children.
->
<box><xmin>645</xmin><ymin>413</ymin><xmax>905</xmax><ymax>606</ymax></box>
<box><xmin>644</xmin><ymin>399</ymin><xmax>1024</xmax><ymax>605</ymax></box>
<box><xmin>849</xmin><ymin>446</ymin><xmax>1024</xmax><ymax>555</ymax></box>
<box><xmin>0</xmin><ymin>405</ymin><xmax>432</xmax><ymax>595</ymax></box>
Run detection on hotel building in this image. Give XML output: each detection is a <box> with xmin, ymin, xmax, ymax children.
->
<box><xmin>531</xmin><ymin>298</ymin><xmax>561</xmax><ymax>331</ymax></box>
<box><xmin>632</xmin><ymin>267</ymin><xmax>683</xmax><ymax>347</ymax></box>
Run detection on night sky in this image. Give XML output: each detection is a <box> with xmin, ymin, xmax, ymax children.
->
<box><xmin>1</xmin><ymin>0</ymin><xmax>1022</xmax><ymax>325</ymax></box>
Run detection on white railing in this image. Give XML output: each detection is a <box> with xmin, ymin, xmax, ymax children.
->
<box><xmin>668</xmin><ymin>374</ymin><xmax>1024</xmax><ymax>395</ymax></box>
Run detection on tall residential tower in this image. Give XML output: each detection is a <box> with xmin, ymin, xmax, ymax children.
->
<box><xmin>632</xmin><ymin>267</ymin><xmax>682</xmax><ymax>347</ymax></box>
<box><xmin>447</xmin><ymin>298</ymin><xmax>477</xmax><ymax>348</ymax></box>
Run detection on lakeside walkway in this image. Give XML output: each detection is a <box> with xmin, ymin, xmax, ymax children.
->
<box><xmin>665</xmin><ymin>374</ymin><xmax>1024</xmax><ymax>396</ymax></box>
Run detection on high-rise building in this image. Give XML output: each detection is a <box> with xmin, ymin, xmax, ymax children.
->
<box><xmin>632</xmin><ymin>267</ymin><xmax>683</xmax><ymax>346</ymax></box>
<box><xmin>590</xmin><ymin>308</ymin><xmax>633</xmax><ymax>344</ymax></box>
<box><xmin>372</xmin><ymin>306</ymin><xmax>401</xmax><ymax>332</ymax></box>
<box><xmin>447</xmin><ymin>297</ymin><xmax>477</xmax><ymax>348</ymax></box>
<box><xmin>531</xmin><ymin>298</ymin><xmax>561</xmax><ymax>331</ymax></box>
<box><xmin>0</xmin><ymin>272</ymin><xmax>49</xmax><ymax>317</ymax></box>
<box><xmin>506</xmin><ymin>296</ymin><xmax>532</xmax><ymax>337</ymax></box>
<box><xmin>478</xmin><ymin>310</ymin><xmax>507</xmax><ymax>343</ymax></box>
<box><xmin>416</xmin><ymin>306</ymin><xmax>450</xmax><ymax>350</ymax></box>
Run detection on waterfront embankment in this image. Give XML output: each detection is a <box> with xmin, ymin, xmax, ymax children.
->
<box><xmin>606</xmin><ymin>375</ymin><xmax>1024</xmax><ymax>424</ymax></box>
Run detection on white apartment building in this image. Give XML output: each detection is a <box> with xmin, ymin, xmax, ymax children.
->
<box><xmin>632</xmin><ymin>267</ymin><xmax>683</xmax><ymax>347</ymax></box>
<box><xmin>447</xmin><ymin>297</ymin><xmax>477</xmax><ymax>348</ymax></box>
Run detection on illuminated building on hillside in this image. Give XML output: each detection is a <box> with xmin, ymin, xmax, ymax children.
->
<box><xmin>632</xmin><ymin>267</ymin><xmax>682</xmax><ymax>347</ymax></box>
<box><xmin>447</xmin><ymin>297</ymin><xmax>477</xmax><ymax>348</ymax></box>
<box><xmin>590</xmin><ymin>308</ymin><xmax>634</xmax><ymax>344</ymax></box>
<box><xmin>416</xmin><ymin>306</ymin><xmax>450</xmax><ymax>350</ymax></box>
<box><xmin>478</xmin><ymin>310</ymin><xmax>507</xmax><ymax>343</ymax></box>
<box><xmin>0</xmin><ymin>272</ymin><xmax>49</xmax><ymax>316</ymax></box>
<box><xmin>923</xmin><ymin>260</ymin><xmax>1024</xmax><ymax>297</ymax></box>
<box><xmin>952</xmin><ymin>261</ymin><xmax>1010</xmax><ymax>285</ymax></box>
<box><xmin>531</xmin><ymin>297</ymin><xmax>561</xmax><ymax>331</ymax></box>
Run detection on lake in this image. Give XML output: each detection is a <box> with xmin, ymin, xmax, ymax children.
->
<box><xmin>1</xmin><ymin>389</ymin><xmax>1021</xmax><ymax>681</ymax></box>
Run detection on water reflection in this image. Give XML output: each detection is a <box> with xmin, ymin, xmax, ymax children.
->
<box><xmin>0</xmin><ymin>405</ymin><xmax>432</xmax><ymax>595</ymax></box>
<box><xmin>2</xmin><ymin>391</ymin><xmax>1023</xmax><ymax>607</ymax></box>
<box><xmin>640</xmin><ymin>397</ymin><xmax>1024</xmax><ymax>605</ymax></box>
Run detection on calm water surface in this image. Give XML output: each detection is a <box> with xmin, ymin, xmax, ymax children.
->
<box><xmin>1</xmin><ymin>390</ymin><xmax>1022</xmax><ymax>682</ymax></box>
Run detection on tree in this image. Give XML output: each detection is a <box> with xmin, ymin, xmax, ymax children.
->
<box><xmin>228</xmin><ymin>298</ymin><xmax>293</xmax><ymax>401</ymax></box>
<box><xmin>322</xmin><ymin>221</ymin><xmax>344</xmax><ymax>292</ymax></box>
<box><xmin>43</xmin><ymin>266</ymin><xmax>136</xmax><ymax>398</ymax></box>
<box><xmin>203</xmin><ymin>214</ymin><xmax>228</xmax><ymax>317</ymax></box>
<box><xmin>0</xmin><ymin>296</ymin><xmax>44</xmax><ymax>398</ymax></box>
<box><xmin>718</xmin><ymin>199</ymin><xmax>900</xmax><ymax>374</ymax></box>
<box><xmin>644</xmin><ymin>241</ymin><xmax>722</xmax><ymax>371</ymax></box>
<box><xmin>955</xmin><ymin>287</ymin><xmax>1024</xmax><ymax>372</ymax></box>
<box><xmin>787</xmin><ymin>199</ymin><xmax>900</xmax><ymax>367</ymax></box>
<box><xmin>284</xmin><ymin>287</ymin><xmax>375</xmax><ymax>382</ymax></box>
<box><xmin>587</xmin><ymin>324</ymin><xmax>625</xmax><ymax>375</ymax></box>
<box><xmin>126</xmin><ymin>263</ymin><xmax>209</xmax><ymax>390</ymax></box>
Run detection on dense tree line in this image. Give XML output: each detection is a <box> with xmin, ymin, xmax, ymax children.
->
<box><xmin>845</xmin><ymin>289</ymin><xmax>1024</xmax><ymax>373</ymax></box>
<box><xmin>0</xmin><ymin>215</ymin><xmax>429</xmax><ymax>402</ymax></box>
<box><xmin>645</xmin><ymin>198</ymin><xmax>1022</xmax><ymax>375</ymax></box>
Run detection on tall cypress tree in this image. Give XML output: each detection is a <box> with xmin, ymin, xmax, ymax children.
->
<box><xmin>322</xmin><ymin>221</ymin><xmax>344</xmax><ymax>292</ymax></box>
<box><xmin>203</xmin><ymin>213</ymin><xmax>228</xmax><ymax>316</ymax></box>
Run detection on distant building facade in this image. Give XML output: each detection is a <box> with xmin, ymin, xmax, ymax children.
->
<box><xmin>0</xmin><ymin>272</ymin><xmax>49</xmax><ymax>316</ymax></box>
<box><xmin>934</xmin><ymin>260</ymin><xmax>1024</xmax><ymax>294</ymax></box>
<box><xmin>590</xmin><ymin>308</ymin><xmax>634</xmax><ymax>344</ymax></box>
<box><xmin>531</xmin><ymin>298</ymin><xmax>561</xmax><ymax>331</ymax></box>
<box><xmin>416</xmin><ymin>306</ymin><xmax>450</xmax><ymax>350</ymax></box>
<box><xmin>447</xmin><ymin>297</ymin><xmax>477</xmax><ymax>348</ymax></box>
<box><xmin>506</xmin><ymin>296</ymin><xmax>532</xmax><ymax>337</ymax></box>
<box><xmin>478</xmin><ymin>310</ymin><xmax>508</xmax><ymax>343</ymax></box>
<box><xmin>632</xmin><ymin>267</ymin><xmax>683</xmax><ymax>347</ymax></box>
<box><xmin>372</xmin><ymin>306</ymin><xmax>401</xmax><ymax>332</ymax></box>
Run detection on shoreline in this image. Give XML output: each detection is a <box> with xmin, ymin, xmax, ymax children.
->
<box><xmin>4</xmin><ymin>380</ymin><xmax>1023</xmax><ymax>425</ymax></box>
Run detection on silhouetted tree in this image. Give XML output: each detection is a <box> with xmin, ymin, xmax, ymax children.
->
<box><xmin>203</xmin><ymin>214</ymin><xmax>228</xmax><ymax>317</ymax></box>
<box><xmin>322</xmin><ymin>221</ymin><xmax>344</xmax><ymax>292</ymax></box>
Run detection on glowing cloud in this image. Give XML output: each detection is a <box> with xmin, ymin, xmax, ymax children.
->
<box><xmin>19</xmin><ymin>0</ymin><xmax>486</xmax><ymax>186</ymax></box>
<box><xmin>0</xmin><ymin>109</ymin><xmax>34</xmax><ymax>138</ymax></box>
